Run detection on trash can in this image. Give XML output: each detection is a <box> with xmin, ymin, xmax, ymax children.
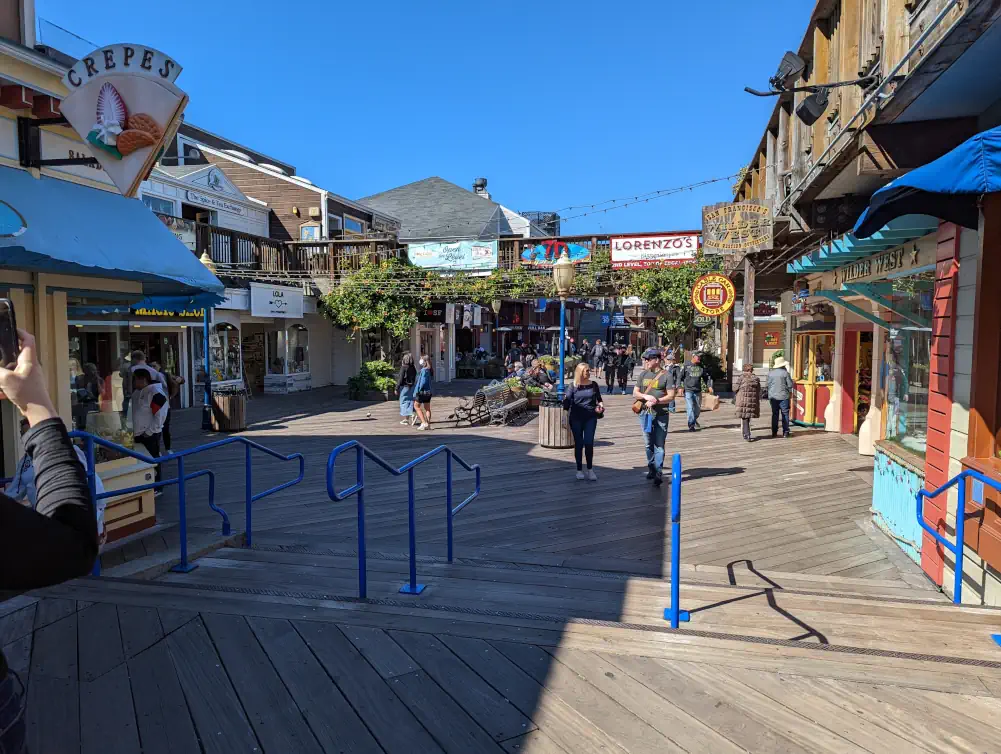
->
<box><xmin>539</xmin><ymin>394</ymin><xmax>574</xmax><ymax>449</ymax></box>
<box><xmin>211</xmin><ymin>389</ymin><xmax>247</xmax><ymax>432</ymax></box>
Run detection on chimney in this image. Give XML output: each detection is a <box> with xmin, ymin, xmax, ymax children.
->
<box><xmin>472</xmin><ymin>177</ymin><xmax>491</xmax><ymax>200</ymax></box>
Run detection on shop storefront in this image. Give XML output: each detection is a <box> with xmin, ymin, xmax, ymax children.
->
<box><xmin>791</xmin><ymin>324</ymin><xmax>835</xmax><ymax>428</ymax></box>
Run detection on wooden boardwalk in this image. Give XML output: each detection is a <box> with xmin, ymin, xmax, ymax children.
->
<box><xmin>8</xmin><ymin>384</ymin><xmax>1001</xmax><ymax>752</ymax></box>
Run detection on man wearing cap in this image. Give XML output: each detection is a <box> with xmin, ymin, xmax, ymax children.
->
<box><xmin>767</xmin><ymin>355</ymin><xmax>795</xmax><ymax>438</ymax></box>
<box><xmin>130</xmin><ymin>365</ymin><xmax>169</xmax><ymax>486</ymax></box>
<box><xmin>664</xmin><ymin>351</ymin><xmax>681</xmax><ymax>413</ymax></box>
<box><xmin>679</xmin><ymin>352</ymin><xmax>712</xmax><ymax>431</ymax></box>
<box><xmin>633</xmin><ymin>348</ymin><xmax>676</xmax><ymax>486</ymax></box>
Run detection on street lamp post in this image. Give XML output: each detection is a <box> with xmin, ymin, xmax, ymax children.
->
<box><xmin>552</xmin><ymin>249</ymin><xmax>576</xmax><ymax>398</ymax></box>
<box><xmin>199</xmin><ymin>251</ymin><xmax>217</xmax><ymax>430</ymax></box>
<box><xmin>491</xmin><ymin>299</ymin><xmax>502</xmax><ymax>356</ymax></box>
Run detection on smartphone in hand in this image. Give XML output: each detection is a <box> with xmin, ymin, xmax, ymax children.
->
<box><xmin>0</xmin><ymin>298</ymin><xmax>19</xmax><ymax>370</ymax></box>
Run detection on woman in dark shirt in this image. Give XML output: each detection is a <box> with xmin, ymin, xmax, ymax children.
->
<box><xmin>562</xmin><ymin>362</ymin><xmax>604</xmax><ymax>481</ymax></box>
<box><xmin>0</xmin><ymin>330</ymin><xmax>98</xmax><ymax>753</ymax></box>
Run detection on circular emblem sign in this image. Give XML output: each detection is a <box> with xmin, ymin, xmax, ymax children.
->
<box><xmin>691</xmin><ymin>273</ymin><xmax>736</xmax><ymax>317</ymax></box>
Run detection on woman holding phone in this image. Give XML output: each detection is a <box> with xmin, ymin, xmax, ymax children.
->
<box><xmin>562</xmin><ymin>362</ymin><xmax>604</xmax><ymax>481</ymax></box>
<box><xmin>0</xmin><ymin>328</ymin><xmax>99</xmax><ymax>752</ymax></box>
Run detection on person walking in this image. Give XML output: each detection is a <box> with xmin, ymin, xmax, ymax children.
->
<box><xmin>633</xmin><ymin>348</ymin><xmax>676</xmax><ymax>486</ymax></box>
<box><xmin>592</xmin><ymin>339</ymin><xmax>606</xmax><ymax>371</ymax></box>
<box><xmin>767</xmin><ymin>355</ymin><xmax>795</xmax><ymax>438</ymax></box>
<box><xmin>579</xmin><ymin>339</ymin><xmax>591</xmax><ymax>367</ymax></box>
<box><xmin>616</xmin><ymin>345</ymin><xmax>633</xmax><ymax>395</ymax></box>
<box><xmin>664</xmin><ymin>351</ymin><xmax>681</xmax><ymax>414</ymax></box>
<box><xmin>151</xmin><ymin>361</ymin><xmax>184</xmax><ymax>452</ymax></box>
<box><xmin>397</xmin><ymin>352</ymin><xmax>417</xmax><ymax>427</ymax></box>
<box><xmin>563</xmin><ymin>362</ymin><xmax>604</xmax><ymax>481</ymax></box>
<box><xmin>734</xmin><ymin>363</ymin><xmax>761</xmax><ymax>441</ymax></box>
<box><xmin>679</xmin><ymin>352</ymin><xmax>712</xmax><ymax>431</ymax></box>
<box><xmin>0</xmin><ymin>329</ymin><xmax>101</xmax><ymax>753</ymax></box>
<box><xmin>414</xmin><ymin>356</ymin><xmax>433</xmax><ymax>430</ymax></box>
<box><xmin>602</xmin><ymin>345</ymin><xmax>618</xmax><ymax>394</ymax></box>
<box><xmin>130</xmin><ymin>365</ymin><xmax>169</xmax><ymax>486</ymax></box>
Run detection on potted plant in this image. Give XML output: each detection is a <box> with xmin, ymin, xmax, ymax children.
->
<box><xmin>348</xmin><ymin>360</ymin><xmax>397</xmax><ymax>401</ymax></box>
<box><xmin>526</xmin><ymin>385</ymin><xmax>543</xmax><ymax>408</ymax></box>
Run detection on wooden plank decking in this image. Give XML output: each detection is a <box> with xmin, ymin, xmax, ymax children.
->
<box><xmin>9</xmin><ymin>383</ymin><xmax>1001</xmax><ymax>752</ymax></box>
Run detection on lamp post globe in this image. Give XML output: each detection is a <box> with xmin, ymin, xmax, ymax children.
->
<box><xmin>552</xmin><ymin>249</ymin><xmax>576</xmax><ymax>398</ymax></box>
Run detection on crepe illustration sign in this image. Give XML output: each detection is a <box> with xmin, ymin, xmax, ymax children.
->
<box><xmin>60</xmin><ymin>44</ymin><xmax>188</xmax><ymax>198</ymax></box>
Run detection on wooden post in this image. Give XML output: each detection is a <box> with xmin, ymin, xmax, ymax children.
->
<box><xmin>743</xmin><ymin>256</ymin><xmax>756</xmax><ymax>368</ymax></box>
<box><xmin>777</xmin><ymin>104</ymin><xmax>790</xmax><ymax>203</ymax></box>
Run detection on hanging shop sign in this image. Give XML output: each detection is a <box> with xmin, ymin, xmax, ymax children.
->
<box><xmin>249</xmin><ymin>282</ymin><xmax>304</xmax><ymax>319</ymax></box>
<box><xmin>693</xmin><ymin>313</ymin><xmax>715</xmax><ymax>328</ymax></box>
<box><xmin>418</xmin><ymin>303</ymin><xmax>446</xmax><ymax>323</ymax></box>
<box><xmin>610</xmin><ymin>233</ymin><xmax>699</xmax><ymax>269</ymax></box>
<box><xmin>60</xmin><ymin>44</ymin><xmax>188</xmax><ymax>198</ymax></box>
<box><xmin>764</xmin><ymin>331</ymin><xmax>781</xmax><ymax>347</ymax></box>
<box><xmin>408</xmin><ymin>240</ymin><xmax>498</xmax><ymax>271</ymax></box>
<box><xmin>701</xmin><ymin>201</ymin><xmax>773</xmax><ymax>255</ymax></box>
<box><xmin>691</xmin><ymin>273</ymin><xmax>737</xmax><ymax>317</ymax></box>
<box><xmin>521</xmin><ymin>240</ymin><xmax>591</xmax><ymax>266</ymax></box>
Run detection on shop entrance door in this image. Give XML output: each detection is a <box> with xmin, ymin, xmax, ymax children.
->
<box><xmin>130</xmin><ymin>332</ymin><xmax>182</xmax><ymax>408</ymax></box>
<box><xmin>418</xmin><ymin>329</ymin><xmax>436</xmax><ymax>381</ymax></box>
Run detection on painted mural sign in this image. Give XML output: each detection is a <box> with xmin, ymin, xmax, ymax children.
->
<box><xmin>60</xmin><ymin>44</ymin><xmax>188</xmax><ymax>198</ymax></box>
<box><xmin>408</xmin><ymin>240</ymin><xmax>498</xmax><ymax>272</ymax></box>
<box><xmin>701</xmin><ymin>201</ymin><xmax>773</xmax><ymax>254</ymax></box>
<box><xmin>610</xmin><ymin>233</ymin><xmax>699</xmax><ymax>269</ymax></box>
<box><xmin>521</xmin><ymin>240</ymin><xmax>591</xmax><ymax>266</ymax></box>
<box><xmin>691</xmin><ymin>273</ymin><xmax>737</xmax><ymax>317</ymax></box>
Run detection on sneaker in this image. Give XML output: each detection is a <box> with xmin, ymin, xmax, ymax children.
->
<box><xmin>587</xmin><ymin>469</ymin><xmax>598</xmax><ymax>482</ymax></box>
<box><xmin>688</xmin><ymin>424</ymin><xmax>696</xmax><ymax>432</ymax></box>
<box><xmin>576</xmin><ymin>470</ymin><xmax>586</xmax><ymax>480</ymax></box>
<box><xmin>784</xmin><ymin>433</ymin><xmax>791</xmax><ymax>439</ymax></box>
<box><xmin>646</xmin><ymin>470</ymin><xmax>656</xmax><ymax>480</ymax></box>
<box><xmin>653</xmin><ymin>474</ymin><xmax>663</xmax><ymax>487</ymax></box>
<box><xmin>400</xmin><ymin>419</ymin><xmax>410</xmax><ymax>425</ymax></box>
<box><xmin>694</xmin><ymin>421</ymin><xmax>701</xmax><ymax>429</ymax></box>
<box><xmin>417</xmin><ymin>423</ymin><xmax>430</xmax><ymax>431</ymax></box>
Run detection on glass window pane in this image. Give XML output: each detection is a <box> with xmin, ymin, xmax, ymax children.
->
<box><xmin>814</xmin><ymin>334</ymin><xmax>835</xmax><ymax>382</ymax></box>
<box><xmin>288</xmin><ymin>326</ymin><xmax>309</xmax><ymax>373</ymax></box>
<box><xmin>344</xmin><ymin>216</ymin><xmax>365</xmax><ymax>234</ymax></box>
<box><xmin>142</xmin><ymin>195</ymin><xmax>174</xmax><ymax>216</ymax></box>
<box><xmin>211</xmin><ymin>324</ymin><xmax>241</xmax><ymax>381</ymax></box>
<box><xmin>68</xmin><ymin>324</ymin><xmax>134</xmax><ymax>455</ymax></box>
<box><xmin>267</xmin><ymin>330</ymin><xmax>283</xmax><ymax>374</ymax></box>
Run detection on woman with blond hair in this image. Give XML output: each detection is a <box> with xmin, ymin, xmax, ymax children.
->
<box><xmin>562</xmin><ymin>362</ymin><xmax>604</xmax><ymax>481</ymax></box>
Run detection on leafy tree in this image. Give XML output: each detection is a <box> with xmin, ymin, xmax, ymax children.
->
<box><xmin>319</xmin><ymin>259</ymin><xmax>430</xmax><ymax>340</ymax></box>
<box><xmin>621</xmin><ymin>255</ymin><xmax>722</xmax><ymax>340</ymax></box>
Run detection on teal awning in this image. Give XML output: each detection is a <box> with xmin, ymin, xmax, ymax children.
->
<box><xmin>786</xmin><ymin>214</ymin><xmax>939</xmax><ymax>274</ymax></box>
<box><xmin>0</xmin><ymin>168</ymin><xmax>223</xmax><ymax>302</ymax></box>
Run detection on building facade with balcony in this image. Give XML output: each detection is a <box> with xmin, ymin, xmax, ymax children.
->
<box><xmin>727</xmin><ymin>0</ymin><xmax>1001</xmax><ymax>602</ymax></box>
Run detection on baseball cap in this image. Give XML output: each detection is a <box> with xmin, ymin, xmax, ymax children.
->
<box><xmin>641</xmin><ymin>348</ymin><xmax>662</xmax><ymax>360</ymax></box>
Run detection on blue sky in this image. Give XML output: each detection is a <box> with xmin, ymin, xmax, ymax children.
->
<box><xmin>37</xmin><ymin>0</ymin><xmax>808</xmax><ymax>234</ymax></box>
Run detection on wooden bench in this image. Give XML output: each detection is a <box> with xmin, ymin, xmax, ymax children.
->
<box><xmin>449</xmin><ymin>389</ymin><xmax>489</xmax><ymax>427</ymax></box>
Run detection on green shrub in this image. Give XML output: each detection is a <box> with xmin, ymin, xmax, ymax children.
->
<box><xmin>539</xmin><ymin>355</ymin><xmax>557</xmax><ymax>369</ymax></box>
<box><xmin>361</xmin><ymin>360</ymin><xmax>395</xmax><ymax>379</ymax></box>
<box><xmin>349</xmin><ymin>360</ymin><xmax>397</xmax><ymax>398</ymax></box>
<box><xmin>526</xmin><ymin>385</ymin><xmax>543</xmax><ymax>395</ymax></box>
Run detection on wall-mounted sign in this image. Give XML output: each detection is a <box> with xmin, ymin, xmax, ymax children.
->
<box><xmin>408</xmin><ymin>240</ymin><xmax>497</xmax><ymax>271</ymax></box>
<box><xmin>521</xmin><ymin>240</ymin><xmax>590</xmax><ymax>266</ymax></box>
<box><xmin>39</xmin><ymin>128</ymin><xmax>114</xmax><ymax>186</ymax></box>
<box><xmin>186</xmin><ymin>189</ymin><xmax>245</xmax><ymax>216</ymax></box>
<box><xmin>600</xmin><ymin>313</ymin><xmax>612</xmax><ymax>326</ymax></box>
<box><xmin>831</xmin><ymin>245</ymin><xmax>922</xmax><ymax>286</ymax></box>
<box><xmin>610</xmin><ymin>233</ymin><xmax>699</xmax><ymax>269</ymax></box>
<box><xmin>249</xmin><ymin>282</ymin><xmax>304</xmax><ymax>319</ymax></box>
<box><xmin>156</xmin><ymin>213</ymin><xmax>196</xmax><ymax>251</ymax></box>
<box><xmin>130</xmin><ymin>306</ymin><xmax>204</xmax><ymax>319</ymax></box>
<box><xmin>60</xmin><ymin>44</ymin><xmax>188</xmax><ymax>198</ymax></box>
<box><xmin>702</xmin><ymin>201</ymin><xmax>773</xmax><ymax>255</ymax></box>
<box><xmin>691</xmin><ymin>273</ymin><xmax>737</xmax><ymax>317</ymax></box>
<box><xmin>764</xmin><ymin>331</ymin><xmax>781</xmax><ymax>347</ymax></box>
<box><xmin>693</xmin><ymin>314</ymin><xmax>715</xmax><ymax>328</ymax></box>
<box><xmin>754</xmin><ymin>302</ymin><xmax>779</xmax><ymax>317</ymax></box>
<box><xmin>418</xmin><ymin>303</ymin><xmax>446</xmax><ymax>323</ymax></box>
<box><xmin>299</xmin><ymin>223</ymin><xmax>320</xmax><ymax>241</ymax></box>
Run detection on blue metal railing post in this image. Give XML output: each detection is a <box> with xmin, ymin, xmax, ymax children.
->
<box><xmin>85</xmin><ymin>436</ymin><xmax>100</xmax><ymax>576</ymax></box>
<box><xmin>400</xmin><ymin>467</ymin><xmax>426</xmax><ymax>594</ymax></box>
<box><xmin>245</xmin><ymin>443</ymin><xmax>253</xmax><ymax>548</ymax></box>
<box><xmin>446</xmin><ymin>451</ymin><xmax>454</xmax><ymax>564</ymax></box>
<box><xmin>356</xmin><ymin>446</ymin><xmax>367</xmax><ymax>599</ymax></box>
<box><xmin>172</xmin><ymin>455</ymin><xmax>197</xmax><ymax>573</ymax></box>
<box><xmin>954</xmin><ymin>478</ymin><xmax>967</xmax><ymax>605</ymax></box>
<box><xmin>664</xmin><ymin>453</ymin><xmax>690</xmax><ymax>628</ymax></box>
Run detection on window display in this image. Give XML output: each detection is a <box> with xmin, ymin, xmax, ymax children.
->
<box><xmin>288</xmin><ymin>325</ymin><xmax>309</xmax><ymax>373</ymax></box>
<box><xmin>267</xmin><ymin>330</ymin><xmax>283</xmax><ymax>375</ymax></box>
<box><xmin>67</xmin><ymin>324</ymin><xmax>133</xmax><ymax>456</ymax></box>
<box><xmin>882</xmin><ymin>271</ymin><xmax>934</xmax><ymax>456</ymax></box>
<box><xmin>211</xmin><ymin>323</ymin><xmax>241</xmax><ymax>382</ymax></box>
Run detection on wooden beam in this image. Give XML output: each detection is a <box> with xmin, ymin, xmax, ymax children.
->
<box><xmin>31</xmin><ymin>94</ymin><xmax>60</xmax><ymax>119</ymax></box>
<box><xmin>857</xmin><ymin>119</ymin><xmax>980</xmax><ymax>178</ymax></box>
<box><xmin>743</xmin><ymin>256</ymin><xmax>755</xmax><ymax>367</ymax></box>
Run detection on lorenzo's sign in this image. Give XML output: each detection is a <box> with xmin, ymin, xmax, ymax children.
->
<box><xmin>610</xmin><ymin>233</ymin><xmax>699</xmax><ymax>269</ymax></box>
<box><xmin>60</xmin><ymin>44</ymin><xmax>188</xmax><ymax>198</ymax></box>
<box><xmin>691</xmin><ymin>273</ymin><xmax>737</xmax><ymax>317</ymax></box>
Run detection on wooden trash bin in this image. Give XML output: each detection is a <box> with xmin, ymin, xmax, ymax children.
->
<box><xmin>539</xmin><ymin>395</ymin><xmax>574</xmax><ymax>449</ymax></box>
<box><xmin>211</xmin><ymin>391</ymin><xmax>247</xmax><ymax>432</ymax></box>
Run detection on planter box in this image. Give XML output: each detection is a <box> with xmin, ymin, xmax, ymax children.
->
<box><xmin>527</xmin><ymin>394</ymin><xmax>542</xmax><ymax>409</ymax></box>
<box><xmin>350</xmin><ymin>390</ymin><xmax>394</xmax><ymax>402</ymax></box>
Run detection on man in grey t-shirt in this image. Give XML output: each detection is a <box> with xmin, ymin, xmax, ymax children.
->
<box><xmin>633</xmin><ymin>348</ymin><xmax>677</xmax><ymax>486</ymax></box>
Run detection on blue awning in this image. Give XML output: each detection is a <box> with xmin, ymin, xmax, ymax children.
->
<box><xmin>0</xmin><ymin>168</ymin><xmax>224</xmax><ymax>302</ymax></box>
<box><xmin>787</xmin><ymin>215</ymin><xmax>939</xmax><ymax>273</ymax></box>
<box><xmin>853</xmin><ymin>125</ymin><xmax>1001</xmax><ymax>238</ymax></box>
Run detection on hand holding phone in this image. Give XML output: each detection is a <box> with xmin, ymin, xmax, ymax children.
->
<box><xmin>0</xmin><ymin>329</ymin><xmax>58</xmax><ymax>426</ymax></box>
<box><xmin>0</xmin><ymin>298</ymin><xmax>19</xmax><ymax>369</ymax></box>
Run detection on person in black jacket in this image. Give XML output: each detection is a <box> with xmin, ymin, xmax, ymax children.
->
<box><xmin>0</xmin><ymin>330</ymin><xmax>98</xmax><ymax>753</ymax></box>
<box><xmin>562</xmin><ymin>362</ymin><xmax>604</xmax><ymax>481</ymax></box>
<box><xmin>602</xmin><ymin>347</ymin><xmax>618</xmax><ymax>393</ymax></box>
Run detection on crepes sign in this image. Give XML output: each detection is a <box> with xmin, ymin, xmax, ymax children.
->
<box><xmin>60</xmin><ymin>44</ymin><xmax>188</xmax><ymax>198</ymax></box>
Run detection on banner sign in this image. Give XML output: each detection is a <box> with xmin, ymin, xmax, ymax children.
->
<box><xmin>691</xmin><ymin>273</ymin><xmax>737</xmax><ymax>317</ymax></box>
<box><xmin>408</xmin><ymin>240</ymin><xmax>497</xmax><ymax>271</ymax></box>
<box><xmin>610</xmin><ymin>233</ymin><xmax>699</xmax><ymax>269</ymax></box>
<box><xmin>521</xmin><ymin>240</ymin><xmax>590</xmax><ymax>266</ymax></box>
<box><xmin>60</xmin><ymin>44</ymin><xmax>188</xmax><ymax>198</ymax></box>
<box><xmin>702</xmin><ymin>201</ymin><xmax>773</xmax><ymax>255</ymax></box>
<box><xmin>249</xmin><ymin>282</ymin><xmax>304</xmax><ymax>319</ymax></box>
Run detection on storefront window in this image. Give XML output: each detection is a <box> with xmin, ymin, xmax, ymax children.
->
<box><xmin>882</xmin><ymin>271</ymin><xmax>934</xmax><ymax>457</ymax></box>
<box><xmin>211</xmin><ymin>323</ymin><xmax>241</xmax><ymax>381</ymax></box>
<box><xmin>288</xmin><ymin>325</ymin><xmax>309</xmax><ymax>373</ymax></box>
<box><xmin>67</xmin><ymin>324</ymin><xmax>134</xmax><ymax>454</ymax></box>
<box><xmin>267</xmin><ymin>330</ymin><xmax>283</xmax><ymax>375</ymax></box>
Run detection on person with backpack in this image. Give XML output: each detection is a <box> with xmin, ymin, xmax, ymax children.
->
<box><xmin>591</xmin><ymin>339</ymin><xmax>606</xmax><ymax>371</ymax></box>
<box><xmin>679</xmin><ymin>352</ymin><xmax>712</xmax><ymax>431</ymax></box>
<box><xmin>397</xmin><ymin>352</ymin><xmax>418</xmax><ymax>427</ymax></box>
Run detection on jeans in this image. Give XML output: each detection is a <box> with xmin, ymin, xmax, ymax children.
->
<box><xmin>642</xmin><ymin>413</ymin><xmax>669</xmax><ymax>476</ymax></box>
<box><xmin>770</xmin><ymin>398</ymin><xmax>791</xmax><ymax>436</ymax></box>
<box><xmin>0</xmin><ymin>672</ymin><xmax>26</xmax><ymax>754</ymax></box>
<box><xmin>684</xmin><ymin>390</ymin><xmax>701</xmax><ymax>427</ymax></box>
<box><xmin>570</xmin><ymin>416</ymin><xmax>597</xmax><ymax>470</ymax></box>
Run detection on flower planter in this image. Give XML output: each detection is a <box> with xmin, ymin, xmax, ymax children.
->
<box><xmin>527</xmin><ymin>394</ymin><xmax>542</xmax><ymax>409</ymax></box>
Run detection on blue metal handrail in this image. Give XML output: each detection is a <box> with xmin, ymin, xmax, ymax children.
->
<box><xmin>663</xmin><ymin>453</ymin><xmax>690</xmax><ymax>629</ymax></box>
<box><xmin>917</xmin><ymin>468</ymin><xmax>1000</xmax><ymax>605</ymax></box>
<box><xmin>326</xmin><ymin>440</ymin><xmax>481</xmax><ymax>598</ymax></box>
<box><xmin>68</xmin><ymin>431</ymin><xmax>305</xmax><ymax>574</ymax></box>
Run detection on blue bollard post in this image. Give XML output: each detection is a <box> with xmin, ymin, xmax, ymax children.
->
<box><xmin>446</xmin><ymin>451</ymin><xmax>454</xmax><ymax>564</ymax></box>
<box><xmin>171</xmin><ymin>455</ymin><xmax>198</xmax><ymax>573</ymax></box>
<box><xmin>86</xmin><ymin>436</ymin><xmax>101</xmax><ymax>576</ymax></box>
<box><xmin>245</xmin><ymin>443</ymin><xmax>253</xmax><ymax>547</ymax></box>
<box><xmin>400</xmin><ymin>467</ymin><xmax>426</xmax><ymax>594</ymax></box>
<box><xmin>356</xmin><ymin>446</ymin><xmax>367</xmax><ymax>599</ymax></box>
<box><xmin>664</xmin><ymin>453</ymin><xmax>690</xmax><ymax>628</ymax></box>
